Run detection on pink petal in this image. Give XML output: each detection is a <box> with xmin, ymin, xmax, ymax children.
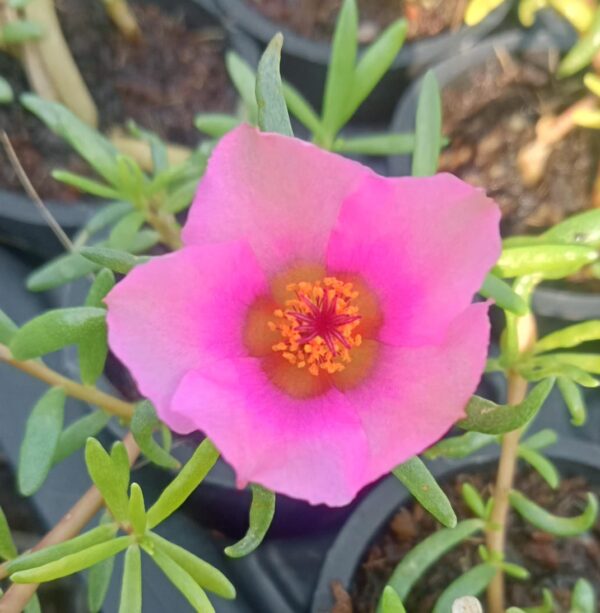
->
<box><xmin>326</xmin><ymin>173</ymin><xmax>501</xmax><ymax>346</ymax></box>
<box><xmin>105</xmin><ymin>242</ymin><xmax>268</xmax><ymax>431</ymax></box>
<box><xmin>170</xmin><ymin>358</ymin><xmax>370</xmax><ymax>506</ymax></box>
<box><xmin>183</xmin><ymin>124</ymin><xmax>373</xmax><ymax>275</ymax></box>
<box><xmin>348</xmin><ymin>303</ymin><xmax>491</xmax><ymax>481</ymax></box>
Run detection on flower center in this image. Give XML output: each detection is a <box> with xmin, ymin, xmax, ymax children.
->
<box><xmin>269</xmin><ymin>277</ymin><xmax>362</xmax><ymax>376</ymax></box>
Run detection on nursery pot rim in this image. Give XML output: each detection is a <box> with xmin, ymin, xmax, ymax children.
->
<box><xmin>310</xmin><ymin>437</ymin><xmax>600</xmax><ymax>613</ymax></box>
<box><xmin>216</xmin><ymin>0</ymin><xmax>511</xmax><ymax>69</ymax></box>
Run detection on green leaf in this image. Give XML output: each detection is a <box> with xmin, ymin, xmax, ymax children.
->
<box><xmin>256</xmin><ymin>33</ymin><xmax>293</xmax><ymax>136</ymax></box>
<box><xmin>322</xmin><ymin>0</ymin><xmax>358</xmax><ymax>139</ymax></box>
<box><xmin>53</xmin><ymin>411</ymin><xmax>111</xmax><ymax>465</ymax></box>
<box><xmin>119</xmin><ymin>546</ymin><xmax>142</xmax><ymax>613</ymax></box>
<box><xmin>23</xmin><ymin>594</ymin><xmax>41</xmax><ymax>613</ymax></box>
<box><xmin>1</xmin><ymin>20</ymin><xmax>43</xmax><ymax>44</ymax></box>
<box><xmin>83</xmin><ymin>202</ymin><xmax>133</xmax><ymax>237</ymax></box>
<box><xmin>194</xmin><ymin>113</ymin><xmax>242</xmax><ymax>138</ymax></box>
<box><xmin>145</xmin><ymin>546</ymin><xmax>215</xmax><ymax>613</ymax></box>
<box><xmin>147</xmin><ymin>439</ymin><xmax>219</xmax><ymax>528</ymax></box>
<box><xmin>333</xmin><ymin>132</ymin><xmax>415</xmax><ymax>156</ymax></box>
<box><xmin>558</xmin><ymin>7</ymin><xmax>600</xmax><ymax>77</ymax></box>
<box><xmin>461</xmin><ymin>483</ymin><xmax>487</xmax><ymax>519</ymax></box>
<box><xmin>27</xmin><ymin>252</ymin><xmax>99</xmax><ymax>292</ymax></box>
<box><xmin>149</xmin><ymin>532</ymin><xmax>235</xmax><ymax>599</ymax></box>
<box><xmin>10</xmin><ymin>307</ymin><xmax>106</xmax><ymax>360</ymax></box>
<box><xmin>571</xmin><ymin>578</ymin><xmax>597</xmax><ymax>613</ymax></box>
<box><xmin>557</xmin><ymin>376</ymin><xmax>587</xmax><ymax>426</ymax></box>
<box><xmin>87</xmin><ymin>553</ymin><xmax>116</xmax><ymax>613</ymax></box>
<box><xmin>541</xmin><ymin>209</ymin><xmax>600</xmax><ymax>248</ymax></box>
<box><xmin>458</xmin><ymin>379</ymin><xmax>554</xmax><ymax>434</ymax></box>
<box><xmin>224</xmin><ymin>484</ymin><xmax>276</xmax><ymax>558</ymax></box>
<box><xmin>11</xmin><ymin>537</ymin><xmax>130</xmax><ymax>583</ymax></box>
<box><xmin>7</xmin><ymin>524</ymin><xmax>118</xmax><ymax>574</ymax></box>
<box><xmin>85</xmin><ymin>438</ymin><xmax>130</xmax><ymax>522</ymax></box>
<box><xmin>282</xmin><ymin>82</ymin><xmax>324</xmax><ymax>140</ymax></box>
<box><xmin>509</xmin><ymin>490</ymin><xmax>598</xmax><ymax>536</ymax></box>
<box><xmin>78</xmin><ymin>315</ymin><xmax>108</xmax><ymax>385</ymax></box>
<box><xmin>225</xmin><ymin>52</ymin><xmax>258</xmax><ymax>121</ymax></box>
<box><xmin>392</xmin><ymin>457</ymin><xmax>456</xmax><ymax>528</ymax></box>
<box><xmin>51</xmin><ymin>170</ymin><xmax>121</xmax><ymax>200</ymax></box>
<box><xmin>520</xmin><ymin>357</ymin><xmax>599</xmax><ymax>388</ymax></box>
<box><xmin>378</xmin><ymin>519</ymin><xmax>484</xmax><ymax>605</ymax></box>
<box><xmin>501</xmin><ymin>561</ymin><xmax>530</xmax><ymax>580</ymax></box>
<box><xmin>425</xmin><ymin>432</ymin><xmax>497</xmax><ymax>460</ymax></box>
<box><xmin>126</xmin><ymin>121</ymin><xmax>169</xmax><ymax>174</ymax></box>
<box><xmin>411</xmin><ymin>70</ymin><xmax>442</xmax><ymax>177</ymax></box>
<box><xmin>18</xmin><ymin>388</ymin><xmax>66</xmax><ymax>496</ymax></box>
<box><xmin>128</xmin><ymin>484</ymin><xmax>146</xmax><ymax>536</ymax></box>
<box><xmin>21</xmin><ymin>94</ymin><xmax>120</xmax><ymax>185</ymax></box>
<box><xmin>131</xmin><ymin>401</ymin><xmax>180</xmax><ymax>470</ymax></box>
<box><xmin>522</xmin><ymin>428</ymin><xmax>557</xmax><ymax>451</ymax></box>
<box><xmin>79</xmin><ymin>246</ymin><xmax>149</xmax><ymax>274</ymax></box>
<box><xmin>111</xmin><ymin>442</ymin><xmax>131</xmax><ymax>493</ymax></box>
<box><xmin>432</xmin><ymin>564</ymin><xmax>496</xmax><ymax>613</ymax></box>
<box><xmin>0</xmin><ymin>308</ymin><xmax>18</xmax><ymax>345</ymax></box>
<box><xmin>380</xmin><ymin>586</ymin><xmax>406</xmax><ymax>613</ymax></box>
<box><xmin>546</xmin><ymin>352</ymin><xmax>600</xmax><ymax>374</ymax></box>
<box><xmin>479</xmin><ymin>273</ymin><xmax>529</xmax><ymax>315</ymax></box>
<box><xmin>108</xmin><ymin>211</ymin><xmax>145</xmax><ymax>250</ymax></box>
<box><xmin>85</xmin><ymin>269</ymin><xmax>116</xmax><ymax>308</ymax></box>
<box><xmin>0</xmin><ymin>506</ymin><xmax>17</xmax><ymax>560</ymax></box>
<box><xmin>0</xmin><ymin>76</ymin><xmax>14</xmax><ymax>104</ymax></box>
<box><xmin>535</xmin><ymin>321</ymin><xmax>600</xmax><ymax>353</ymax></box>
<box><xmin>494</xmin><ymin>245</ymin><xmax>598</xmax><ymax>280</ymax></box>
<box><xmin>517</xmin><ymin>446</ymin><xmax>559</xmax><ymax>489</ymax></box>
<box><xmin>345</xmin><ymin>19</ymin><xmax>407</xmax><ymax>123</ymax></box>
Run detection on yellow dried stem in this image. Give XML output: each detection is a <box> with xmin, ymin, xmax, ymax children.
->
<box><xmin>103</xmin><ymin>0</ymin><xmax>141</xmax><ymax>42</ymax></box>
<box><xmin>24</xmin><ymin>0</ymin><xmax>98</xmax><ymax>126</ymax></box>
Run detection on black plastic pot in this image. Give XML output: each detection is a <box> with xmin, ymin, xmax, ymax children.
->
<box><xmin>311</xmin><ymin>437</ymin><xmax>600</xmax><ymax>612</ymax></box>
<box><xmin>215</xmin><ymin>0</ymin><xmax>511</xmax><ymax>124</ymax></box>
<box><xmin>388</xmin><ymin>27</ymin><xmax>600</xmax><ymax>325</ymax></box>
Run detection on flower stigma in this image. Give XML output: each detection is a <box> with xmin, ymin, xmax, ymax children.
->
<box><xmin>270</xmin><ymin>277</ymin><xmax>362</xmax><ymax>376</ymax></box>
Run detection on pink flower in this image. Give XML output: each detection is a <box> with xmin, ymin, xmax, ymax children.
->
<box><xmin>105</xmin><ymin>125</ymin><xmax>501</xmax><ymax>506</ymax></box>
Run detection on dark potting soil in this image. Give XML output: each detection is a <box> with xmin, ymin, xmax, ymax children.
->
<box><xmin>0</xmin><ymin>0</ymin><xmax>235</xmax><ymax>200</ymax></box>
<box><xmin>340</xmin><ymin>469</ymin><xmax>600</xmax><ymax>612</ymax></box>
<box><xmin>0</xmin><ymin>452</ymin><xmax>84</xmax><ymax>612</ymax></box>
<box><xmin>438</xmin><ymin>53</ymin><xmax>598</xmax><ymax>239</ymax></box>
<box><xmin>245</xmin><ymin>0</ymin><xmax>467</xmax><ymax>44</ymax></box>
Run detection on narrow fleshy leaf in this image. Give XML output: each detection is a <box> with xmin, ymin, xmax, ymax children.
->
<box><xmin>571</xmin><ymin>578</ymin><xmax>597</xmax><ymax>613</ymax></box>
<box><xmin>194</xmin><ymin>114</ymin><xmax>242</xmax><ymax>138</ymax></box>
<box><xmin>85</xmin><ymin>269</ymin><xmax>116</xmax><ymax>308</ymax></box>
<box><xmin>85</xmin><ymin>438</ymin><xmax>130</xmax><ymax>522</ymax></box>
<box><xmin>256</xmin><ymin>33</ymin><xmax>293</xmax><ymax>137</ymax></box>
<box><xmin>145</xmin><ymin>546</ymin><xmax>215</xmax><ymax>613</ymax></box>
<box><xmin>557</xmin><ymin>377</ymin><xmax>587</xmax><ymax>426</ymax></box>
<box><xmin>333</xmin><ymin>133</ymin><xmax>415</xmax><ymax>156</ymax></box>
<box><xmin>517</xmin><ymin>446</ymin><xmax>559</xmax><ymax>489</ymax></box>
<box><xmin>535</xmin><ymin>321</ymin><xmax>600</xmax><ymax>354</ymax></box>
<box><xmin>0</xmin><ymin>308</ymin><xmax>18</xmax><ymax>345</ymax></box>
<box><xmin>53</xmin><ymin>411</ymin><xmax>111</xmax><ymax>465</ymax></box>
<box><xmin>27</xmin><ymin>252</ymin><xmax>100</xmax><ymax>292</ymax></box>
<box><xmin>432</xmin><ymin>564</ymin><xmax>496</xmax><ymax>613</ymax></box>
<box><xmin>501</xmin><ymin>562</ymin><xmax>530</xmax><ymax>580</ymax></box>
<box><xmin>147</xmin><ymin>439</ymin><xmax>219</xmax><ymax>528</ymax></box>
<box><xmin>509</xmin><ymin>490</ymin><xmax>598</xmax><ymax>537</ymax></box>
<box><xmin>479</xmin><ymin>273</ymin><xmax>528</xmax><ymax>315</ymax></box>
<box><xmin>131</xmin><ymin>401</ymin><xmax>180</xmax><ymax>470</ymax></box>
<box><xmin>51</xmin><ymin>170</ymin><xmax>121</xmax><ymax>200</ymax></box>
<box><xmin>10</xmin><ymin>307</ymin><xmax>106</xmax><ymax>361</ymax></box>
<box><xmin>119</xmin><ymin>546</ymin><xmax>142</xmax><ymax>613</ymax></box>
<box><xmin>541</xmin><ymin>209</ymin><xmax>600</xmax><ymax>248</ymax></box>
<box><xmin>108</xmin><ymin>211</ymin><xmax>145</xmax><ymax>250</ymax></box>
<box><xmin>378</xmin><ymin>519</ymin><xmax>484</xmax><ymax>605</ymax></box>
<box><xmin>79</xmin><ymin>247</ymin><xmax>149</xmax><ymax>274</ymax></box>
<box><xmin>225</xmin><ymin>52</ymin><xmax>258</xmax><ymax>121</ymax></box>
<box><xmin>458</xmin><ymin>379</ymin><xmax>554</xmax><ymax>435</ymax></box>
<box><xmin>88</xmin><ymin>554</ymin><xmax>116</xmax><ymax>613</ymax></box>
<box><xmin>558</xmin><ymin>7</ymin><xmax>600</xmax><ymax>77</ymax></box>
<box><xmin>225</xmin><ymin>485</ymin><xmax>276</xmax><ymax>558</ymax></box>
<box><xmin>494</xmin><ymin>245</ymin><xmax>598</xmax><ymax>280</ymax></box>
<box><xmin>0</xmin><ymin>76</ymin><xmax>14</xmax><ymax>104</ymax></box>
<box><xmin>425</xmin><ymin>432</ymin><xmax>497</xmax><ymax>460</ymax></box>
<box><xmin>1</xmin><ymin>19</ymin><xmax>43</xmax><ymax>43</ymax></box>
<box><xmin>7</xmin><ymin>524</ymin><xmax>117</xmax><ymax>574</ymax></box>
<box><xmin>461</xmin><ymin>484</ymin><xmax>487</xmax><ymax>519</ymax></box>
<box><xmin>0</xmin><ymin>507</ymin><xmax>17</xmax><ymax>560</ymax></box>
<box><xmin>11</xmin><ymin>537</ymin><xmax>130</xmax><ymax>583</ymax></box>
<box><xmin>412</xmin><ymin>70</ymin><xmax>442</xmax><ymax>177</ymax></box>
<box><xmin>322</xmin><ymin>0</ymin><xmax>358</xmax><ymax>138</ymax></box>
<box><xmin>392</xmin><ymin>457</ymin><xmax>456</xmax><ymax>528</ymax></box>
<box><xmin>282</xmin><ymin>82</ymin><xmax>324</xmax><ymax>140</ymax></box>
<box><xmin>18</xmin><ymin>388</ymin><xmax>65</xmax><ymax>496</ymax></box>
<box><xmin>381</xmin><ymin>586</ymin><xmax>406</xmax><ymax>613</ymax></box>
<box><xmin>522</xmin><ymin>429</ymin><xmax>557</xmax><ymax>451</ymax></box>
<box><xmin>128</xmin><ymin>484</ymin><xmax>146</xmax><ymax>536</ymax></box>
<box><xmin>78</xmin><ymin>315</ymin><xmax>108</xmax><ymax>385</ymax></box>
<box><xmin>149</xmin><ymin>533</ymin><xmax>235</xmax><ymax>599</ymax></box>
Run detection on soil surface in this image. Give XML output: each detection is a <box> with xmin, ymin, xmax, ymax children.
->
<box><xmin>338</xmin><ymin>469</ymin><xmax>600</xmax><ymax>612</ymax></box>
<box><xmin>246</xmin><ymin>0</ymin><xmax>467</xmax><ymax>44</ymax></box>
<box><xmin>438</xmin><ymin>53</ymin><xmax>598</xmax><ymax>238</ymax></box>
<box><xmin>0</xmin><ymin>0</ymin><xmax>235</xmax><ymax>200</ymax></box>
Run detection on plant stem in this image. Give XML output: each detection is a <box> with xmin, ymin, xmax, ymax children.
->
<box><xmin>103</xmin><ymin>0</ymin><xmax>142</xmax><ymax>42</ymax></box>
<box><xmin>0</xmin><ymin>434</ymin><xmax>140</xmax><ymax>612</ymax></box>
<box><xmin>146</xmin><ymin>210</ymin><xmax>183</xmax><ymax>250</ymax></box>
<box><xmin>485</xmin><ymin>313</ymin><xmax>537</xmax><ymax>613</ymax></box>
<box><xmin>0</xmin><ymin>344</ymin><xmax>134</xmax><ymax>420</ymax></box>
